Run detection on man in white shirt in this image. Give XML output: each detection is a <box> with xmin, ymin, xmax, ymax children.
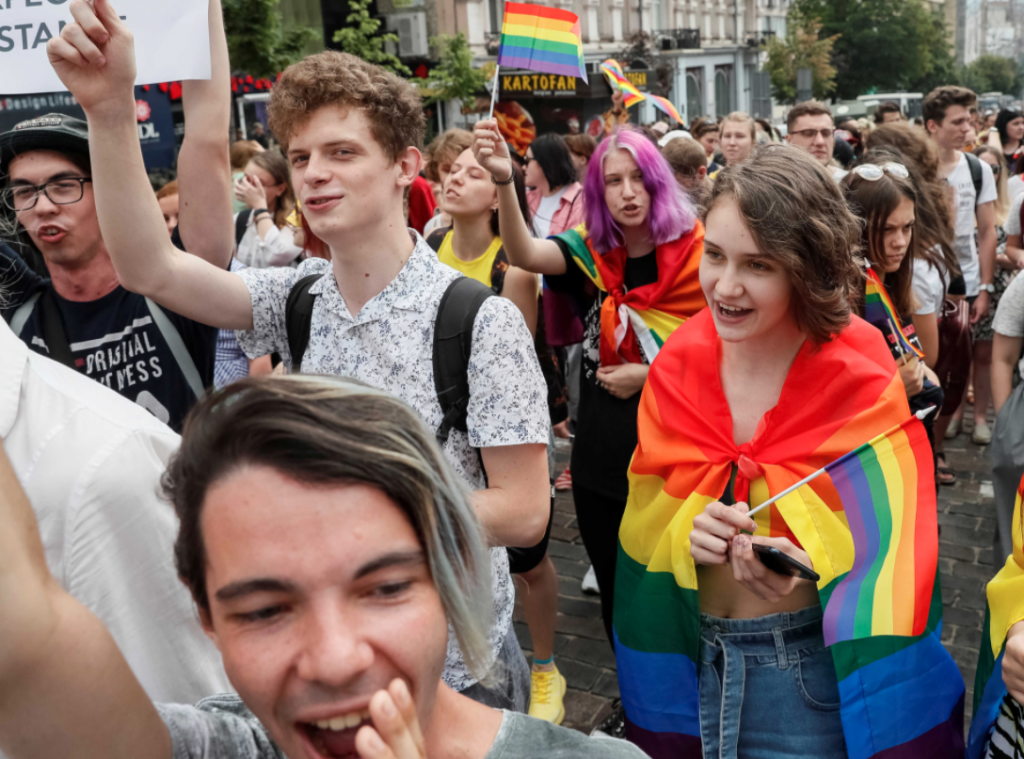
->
<box><xmin>785</xmin><ymin>100</ymin><xmax>848</xmax><ymax>182</ymax></box>
<box><xmin>0</xmin><ymin>314</ymin><xmax>229</xmax><ymax>715</ymax></box>
<box><xmin>46</xmin><ymin>0</ymin><xmax>550</xmax><ymax>711</ymax></box>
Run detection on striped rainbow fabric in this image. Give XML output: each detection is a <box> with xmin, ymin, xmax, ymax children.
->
<box><xmin>969</xmin><ymin>474</ymin><xmax>1024</xmax><ymax>758</ymax></box>
<box><xmin>865</xmin><ymin>267</ymin><xmax>925</xmax><ymax>360</ymax></box>
<box><xmin>600</xmin><ymin>59</ymin><xmax>645</xmax><ymax>107</ymax></box>
<box><xmin>497</xmin><ymin>3</ymin><xmax>588</xmax><ymax>83</ymax></box>
<box><xmin>614</xmin><ymin>310</ymin><xmax>965</xmax><ymax>759</ymax></box>
<box><xmin>648</xmin><ymin>94</ymin><xmax>684</xmax><ymax>125</ymax></box>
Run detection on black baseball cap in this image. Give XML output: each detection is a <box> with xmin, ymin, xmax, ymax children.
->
<box><xmin>0</xmin><ymin>113</ymin><xmax>90</xmax><ymax>177</ymax></box>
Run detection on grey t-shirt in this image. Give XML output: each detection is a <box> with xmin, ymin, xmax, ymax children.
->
<box><xmin>158</xmin><ymin>695</ymin><xmax>649</xmax><ymax>759</ymax></box>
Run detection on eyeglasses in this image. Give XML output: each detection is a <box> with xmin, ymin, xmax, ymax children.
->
<box><xmin>523</xmin><ymin>156</ymin><xmax>533</xmax><ymax>165</ymax></box>
<box><xmin>791</xmin><ymin>128</ymin><xmax>835</xmax><ymax>141</ymax></box>
<box><xmin>850</xmin><ymin>163</ymin><xmax>910</xmax><ymax>181</ymax></box>
<box><xmin>2</xmin><ymin>177</ymin><xmax>92</xmax><ymax>211</ymax></box>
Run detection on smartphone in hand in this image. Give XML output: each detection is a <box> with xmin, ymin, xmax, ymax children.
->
<box><xmin>752</xmin><ymin>543</ymin><xmax>820</xmax><ymax>583</ymax></box>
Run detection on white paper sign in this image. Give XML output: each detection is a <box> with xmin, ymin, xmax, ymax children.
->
<box><xmin>0</xmin><ymin>0</ymin><xmax>211</xmax><ymax>95</ymax></box>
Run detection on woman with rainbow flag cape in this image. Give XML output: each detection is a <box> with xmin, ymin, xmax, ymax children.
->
<box><xmin>969</xmin><ymin>474</ymin><xmax>1024</xmax><ymax>758</ymax></box>
<box><xmin>615</xmin><ymin>145</ymin><xmax>965</xmax><ymax>758</ymax></box>
<box><xmin>470</xmin><ymin>121</ymin><xmax>705</xmax><ymax>677</ymax></box>
<box><xmin>843</xmin><ymin>159</ymin><xmax>945</xmax><ymax>458</ymax></box>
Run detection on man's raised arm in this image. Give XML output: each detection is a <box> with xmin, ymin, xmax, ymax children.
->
<box><xmin>0</xmin><ymin>442</ymin><xmax>171</xmax><ymax>759</ymax></box>
<box><xmin>47</xmin><ymin>0</ymin><xmax>253</xmax><ymax>330</ymax></box>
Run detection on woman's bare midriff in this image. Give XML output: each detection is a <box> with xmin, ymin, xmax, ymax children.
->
<box><xmin>697</xmin><ymin>563</ymin><xmax>821</xmax><ymax>619</ymax></box>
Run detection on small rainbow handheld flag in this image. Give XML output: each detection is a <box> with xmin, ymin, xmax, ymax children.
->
<box><xmin>600</xmin><ymin>59</ymin><xmax>645</xmax><ymax>107</ymax></box>
<box><xmin>648</xmin><ymin>94</ymin><xmax>684</xmax><ymax>125</ymax></box>
<box><xmin>865</xmin><ymin>267</ymin><xmax>925</xmax><ymax>360</ymax></box>
<box><xmin>497</xmin><ymin>3</ymin><xmax>587</xmax><ymax>83</ymax></box>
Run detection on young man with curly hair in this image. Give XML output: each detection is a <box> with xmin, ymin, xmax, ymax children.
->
<box><xmin>45</xmin><ymin>0</ymin><xmax>551</xmax><ymax>714</ymax></box>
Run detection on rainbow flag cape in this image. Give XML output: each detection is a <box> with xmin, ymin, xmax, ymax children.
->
<box><xmin>497</xmin><ymin>3</ymin><xmax>587</xmax><ymax>83</ymax></box>
<box><xmin>865</xmin><ymin>267</ymin><xmax>925</xmax><ymax>360</ymax></box>
<box><xmin>648</xmin><ymin>94</ymin><xmax>684</xmax><ymax>125</ymax></box>
<box><xmin>968</xmin><ymin>474</ymin><xmax>1024</xmax><ymax>758</ymax></box>
<box><xmin>600</xmin><ymin>59</ymin><xmax>645</xmax><ymax>108</ymax></box>
<box><xmin>614</xmin><ymin>310</ymin><xmax>965</xmax><ymax>758</ymax></box>
<box><xmin>552</xmin><ymin>223</ymin><xmax>706</xmax><ymax>365</ymax></box>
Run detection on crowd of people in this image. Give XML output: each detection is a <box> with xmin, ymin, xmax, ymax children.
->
<box><xmin>1</xmin><ymin>0</ymin><xmax>1024</xmax><ymax>757</ymax></box>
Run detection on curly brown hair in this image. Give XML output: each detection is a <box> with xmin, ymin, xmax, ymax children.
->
<box><xmin>267</xmin><ymin>51</ymin><xmax>425</xmax><ymax>161</ymax></box>
<box><xmin>922</xmin><ymin>86</ymin><xmax>977</xmax><ymax>126</ymax></box>
<box><xmin>704</xmin><ymin>143</ymin><xmax>862</xmax><ymax>344</ymax></box>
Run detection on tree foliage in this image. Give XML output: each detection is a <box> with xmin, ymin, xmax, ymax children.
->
<box><xmin>793</xmin><ymin>0</ymin><xmax>957</xmax><ymax>99</ymax></box>
<box><xmin>761</xmin><ymin>13</ymin><xmax>838</xmax><ymax>103</ymax></box>
<box><xmin>420</xmin><ymin>33</ymin><xmax>489</xmax><ymax>108</ymax></box>
<box><xmin>961</xmin><ymin>55</ymin><xmax>1024</xmax><ymax>95</ymax></box>
<box><xmin>332</xmin><ymin>0</ymin><xmax>410</xmax><ymax>76</ymax></box>
<box><xmin>618</xmin><ymin>31</ymin><xmax>673</xmax><ymax>95</ymax></box>
<box><xmin>223</xmin><ymin>0</ymin><xmax>318</xmax><ymax>78</ymax></box>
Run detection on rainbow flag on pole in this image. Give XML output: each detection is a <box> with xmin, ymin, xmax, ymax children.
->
<box><xmin>497</xmin><ymin>2</ymin><xmax>587</xmax><ymax>83</ymax></box>
<box><xmin>968</xmin><ymin>474</ymin><xmax>1024</xmax><ymax>757</ymax></box>
<box><xmin>648</xmin><ymin>94</ymin><xmax>684</xmax><ymax>125</ymax></box>
<box><xmin>865</xmin><ymin>267</ymin><xmax>925</xmax><ymax>360</ymax></box>
<box><xmin>600</xmin><ymin>59</ymin><xmax>644</xmax><ymax>107</ymax></box>
<box><xmin>614</xmin><ymin>310</ymin><xmax>964</xmax><ymax>758</ymax></box>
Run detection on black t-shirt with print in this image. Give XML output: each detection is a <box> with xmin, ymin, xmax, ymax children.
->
<box><xmin>0</xmin><ymin>243</ymin><xmax>215</xmax><ymax>431</ymax></box>
<box><xmin>546</xmin><ymin>240</ymin><xmax>658</xmax><ymax>501</ymax></box>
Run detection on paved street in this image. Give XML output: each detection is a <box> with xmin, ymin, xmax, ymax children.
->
<box><xmin>514</xmin><ymin>409</ymin><xmax>1001</xmax><ymax>735</ymax></box>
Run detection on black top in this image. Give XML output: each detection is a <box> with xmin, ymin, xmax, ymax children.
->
<box><xmin>0</xmin><ymin>243</ymin><xmax>215</xmax><ymax>432</ymax></box>
<box><xmin>546</xmin><ymin>239</ymin><xmax>658</xmax><ymax>500</ymax></box>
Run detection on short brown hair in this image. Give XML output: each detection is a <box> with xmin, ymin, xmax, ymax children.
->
<box><xmin>787</xmin><ymin>100</ymin><xmax>833</xmax><ymax>131</ymax></box>
<box><xmin>690</xmin><ymin>118</ymin><xmax>720</xmax><ymax>140</ymax></box>
<box><xmin>661</xmin><ymin>137</ymin><xmax>707</xmax><ymax>178</ymax></box>
<box><xmin>423</xmin><ymin>129</ymin><xmax>473</xmax><ymax>183</ymax></box>
<box><xmin>156</xmin><ymin>179</ymin><xmax>178</xmax><ymax>200</ymax></box>
<box><xmin>704</xmin><ymin>143</ymin><xmax>861</xmax><ymax>344</ymax></box>
<box><xmin>922</xmin><ymin>86</ymin><xmax>977</xmax><ymax>126</ymax></box>
<box><xmin>874</xmin><ymin>101</ymin><xmax>903</xmax><ymax>124</ymax></box>
<box><xmin>720</xmin><ymin>112</ymin><xmax>756</xmax><ymax>140</ymax></box>
<box><xmin>564</xmin><ymin>133</ymin><xmax>597</xmax><ymax>162</ymax></box>
<box><xmin>268</xmin><ymin>51</ymin><xmax>425</xmax><ymax>161</ymax></box>
<box><xmin>229</xmin><ymin>141</ymin><xmax>262</xmax><ymax>172</ymax></box>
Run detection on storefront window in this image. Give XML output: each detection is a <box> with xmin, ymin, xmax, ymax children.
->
<box><xmin>715</xmin><ymin>67</ymin><xmax>732</xmax><ymax>117</ymax></box>
<box><xmin>686</xmin><ymin>71</ymin><xmax>703</xmax><ymax>120</ymax></box>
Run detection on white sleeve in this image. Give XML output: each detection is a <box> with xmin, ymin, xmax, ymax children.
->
<box><xmin>978</xmin><ymin>159</ymin><xmax>998</xmax><ymax>206</ymax></box>
<box><xmin>993</xmin><ymin>272</ymin><xmax>1024</xmax><ymax>338</ymax></box>
<box><xmin>912</xmin><ymin>260</ymin><xmax>940</xmax><ymax>315</ymax></box>
<box><xmin>1006</xmin><ymin>194</ymin><xmax>1024</xmax><ymax>237</ymax></box>
<box><xmin>67</xmin><ymin>430</ymin><xmax>231</xmax><ymax>705</ymax></box>
<box><xmin>253</xmin><ymin>224</ymin><xmax>304</xmax><ymax>268</ymax></box>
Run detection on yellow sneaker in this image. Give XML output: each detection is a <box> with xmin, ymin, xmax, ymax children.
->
<box><xmin>529</xmin><ymin>665</ymin><xmax>567</xmax><ymax>724</ymax></box>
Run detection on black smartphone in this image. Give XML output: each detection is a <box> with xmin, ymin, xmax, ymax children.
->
<box><xmin>751</xmin><ymin>543</ymin><xmax>820</xmax><ymax>583</ymax></box>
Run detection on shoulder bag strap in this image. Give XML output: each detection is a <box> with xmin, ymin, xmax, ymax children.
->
<box><xmin>144</xmin><ymin>298</ymin><xmax>206</xmax><ymax>400</ymax></box>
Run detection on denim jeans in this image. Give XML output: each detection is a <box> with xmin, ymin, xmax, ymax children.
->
<box><xmin>698</xmin><ymin>605</ymin><xmax>848</xmax><ymax>759</ymax></box>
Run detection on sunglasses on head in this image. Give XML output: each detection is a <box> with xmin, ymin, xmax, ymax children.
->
<box><xmin>851</xmin><ymin>162</ymin><xmax>910</xmax><ymax>181</ymax></box>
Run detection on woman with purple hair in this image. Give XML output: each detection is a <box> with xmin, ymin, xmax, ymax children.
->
<box><xmin>473</xmin><ymin>121</ymin><xmax>706</xmax><ymax>731</ymax></box>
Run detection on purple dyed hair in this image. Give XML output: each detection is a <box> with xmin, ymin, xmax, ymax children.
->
<box><xmin>583</xmin><ymin>126</ymin><xmax>696</xmax><ymax>254</ymax></box>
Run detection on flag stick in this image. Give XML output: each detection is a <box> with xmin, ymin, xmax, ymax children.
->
<box><xmin>888</xmin><ymin>322</ymin><xmax>909</xmax><ymax>366</ymax></box>
<box><xmin>744</xmin><ymin>406</ymin><xmax>937</xmax><ymax>520</ymax></box>
<box><xmin>488</xmin><ymin>64</ymin><xmax>500</xmax><ymax>119</ymax></box>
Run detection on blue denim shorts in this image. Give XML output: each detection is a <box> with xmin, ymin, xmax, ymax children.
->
<box><xmin>698</xmin><ymin>605</ymin><xmax>848</xmax><ymax>759</ymax></box>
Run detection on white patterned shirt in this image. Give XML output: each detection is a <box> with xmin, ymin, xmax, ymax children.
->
<box><xmin>234</xmin><ymin>231</ymin><xmax>549</xmax><ymax>691</ymax></box>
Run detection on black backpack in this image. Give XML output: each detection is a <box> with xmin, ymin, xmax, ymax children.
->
<box><xmin>284</xmin><ymin>274</ymin><xmax>494</xmax><ymax>445</ymax></box>
<box><xmin>964</xmin><ymin>150</ymin><xmax>984</xmax><ymax>202</ymax></box>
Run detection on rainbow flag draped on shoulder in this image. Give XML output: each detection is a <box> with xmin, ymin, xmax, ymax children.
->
<box><xmin>864</xmin><ymin>267</ymin><xmax>925</xmax><ymax>361</ymax></box>
<box><xmin>614</xmin><ymin>310</ymin><xmax>965</xmax><ymax>758</ymax></box>
<box><xmin>551</xmin><ymin>223</ymin><xmax>706</xmax><ymax>366</ymax></box>
<box><xmin>969</xmin><ymin>475</ymin><xmax>1024</xmax><ymax>758</ymax></box>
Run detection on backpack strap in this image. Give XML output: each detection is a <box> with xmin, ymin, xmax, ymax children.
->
<box><xmin>144</xmin><ymin>298</ymin><xmax>206</xmax><ymax>400</ymax></box>
<box><xmin>433</xmin><ymin>276</ymin><xmax>494</xmax><ymax>445</ymax></box>
<box><xmin>425</xmin><ymin>227</ymin><xmax>450</xmax><ymax>253</ymax></box>
<box><xmin>9</xmin><ymin>290</ymin><xmax>42</xmax><ymax>337</ymax></box>
<box><xmin>964</xmin><ymin>151</ymin><xmax>984</xmax><ymax>202</ymax></box>
<box><xmin>284</xmin><ymin>274</ymin><xmax>324</xmax><ymax>372</ymax></box>
<box><xmin>38</xmin><ymin>288</ymin><xmax>75</xmax><ymax>368</ymax></box>
<box><xmin>235</xmin><ymin>209</ymin><xmax>253</xmax><ymax>249</ymax></box>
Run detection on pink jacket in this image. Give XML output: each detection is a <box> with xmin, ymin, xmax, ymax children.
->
<box><xmin>527</xmin><ymin>182</ymin><xmax>585</xmax><ymax>237</ymax></box>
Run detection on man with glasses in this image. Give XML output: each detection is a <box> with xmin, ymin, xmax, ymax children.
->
<box><xmin>0</xmin><ymin>105</ymin><xmax>230</xmax><ymax>431</ymax></box>
<box><xmin>785</xmin><ymin>100</ymin><xmax>847</xmax><ymax>181</ymax></box>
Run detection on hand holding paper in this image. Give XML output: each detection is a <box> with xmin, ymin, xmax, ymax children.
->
<box><xmin>47</xmin><ymin>0</ymin><xmax>135</xmax><ymax>114</ymax></box>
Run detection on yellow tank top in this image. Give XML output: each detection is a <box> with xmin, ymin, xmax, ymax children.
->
<box><xmin>437</xmin><ymin>231</ymin><xmax>503</xmax><ymax>288</ymax></box>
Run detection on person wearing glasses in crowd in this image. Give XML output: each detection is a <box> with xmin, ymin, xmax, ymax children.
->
<box><xmin>786</xmin><ymin>100</ymin><xmax>847</xmax><ymax>181</ymax></box>
<box><xmin>0</xmin><ymin>4</ymin><xmax>234</xmax><ymax>432</ymax></box>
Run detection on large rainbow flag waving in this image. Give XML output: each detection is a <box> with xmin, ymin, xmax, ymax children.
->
<box><xmin>969</xmin><ymin>474</ymin><xmax>1024</xmax><ymax>757</ymax></box>
<box><xmin>497</xmin><ymin>2</ymin><xmax>587</xmax><ymax>83</ymax></box>
<box><xmin>614</xmin><ymin>309</ymin><xmax>965</xmax><ymax>758</ymax></box>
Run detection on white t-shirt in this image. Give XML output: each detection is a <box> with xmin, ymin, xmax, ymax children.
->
<box><xmin>532</xmin><ymin>185</ymin><xmax>568</xmax><ymax>239</ymax></box>
<box><xmin>946</xmin><ymin>151</ymin><xmax>998</xmax><ymax>296</ymax></box>
<box><xmin>1005</xmin><ymin>192</ymin><xmax>1024</xmax><ymax>237</ymax></box>
<box><xmin>913</xmin><ymin>254</ymin><xmax>947</xmax><ymax>316</ymax></box>
<box><xmin>1008</xmin><ymin>174</ymin><xmax>1024</xmax><ymax>201</ymax></box>
<box><xmin>993</xmin><ymin>270</ymin><xmax>1024</xmax><ymax>375</ymax></box>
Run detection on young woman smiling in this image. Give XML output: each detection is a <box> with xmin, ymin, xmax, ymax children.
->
<box><xmin>612</xmin><ymin>145</ymin><xmax>964</xmax><ymax>758</ymax></box>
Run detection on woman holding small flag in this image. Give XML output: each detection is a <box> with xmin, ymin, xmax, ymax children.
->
<box><xmin>614</xmin><ymin>144</ymin><xmax>964</xmax><ymax>758</ymax></box>
<box><xmin>471</xmin><ymin>120</ymin><xmax>705</xmax><ymax>689</ymax></box>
